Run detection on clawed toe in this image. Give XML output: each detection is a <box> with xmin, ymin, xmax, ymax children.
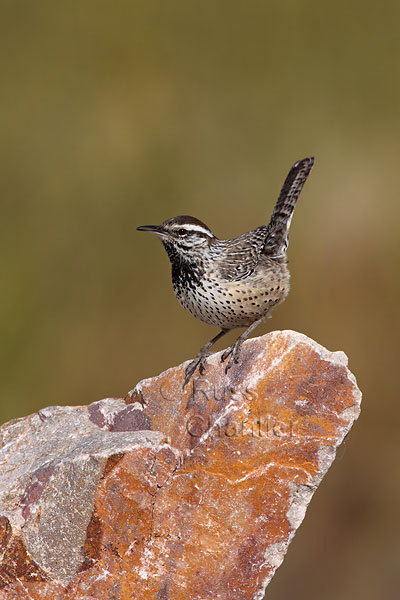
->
<box><xmin>224</xmin><ymin>353</ymin><xmax>235</xmax><ymax>374</ymax></box>
<box><xmin>221</xmin><ymin>347</ymin><xmax>231</xmax><ymax>363</ymax></box>
<box><xmin>184</xmin><ymin>331</ymin><xmax>246</xmax><ymax>386</ymax></box>
<box><xmin>183</xmin><ymin>361</ymin><xmax>197</xmax><ymax>387</ymax></box>
<box><xmin>199</xmin><ymin>359</ymin><xmax>207</xmax><ymax>375</ymax></box>
<box><xmin>220</xmin><ymin>341</ymin><xmax>243</xmax><ymax>373</ymax></box>
<box><xmin>183</xmin><ymin>351</ymin><xmax>211</xmax><ymax>386</ymax></box>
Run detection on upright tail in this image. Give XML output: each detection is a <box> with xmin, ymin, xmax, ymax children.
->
<box><xmin>263</xmin><ymin>157</ymin><xmax>314</xmax><ymax>257</ymax></box>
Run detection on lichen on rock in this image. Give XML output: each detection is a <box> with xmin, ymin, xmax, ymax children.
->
<box><xmin>0</xmin><ymin>330</ymin><xmax>361</xmax><ymax>599</ymax></box>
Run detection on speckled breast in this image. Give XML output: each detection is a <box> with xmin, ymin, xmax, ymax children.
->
<box><xmin>173</xmin><ymin>261</ymin><xmax>290</xmax><ymax>330</ymax></box>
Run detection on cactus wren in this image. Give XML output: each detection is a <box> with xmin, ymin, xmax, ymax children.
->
<box><xmin>137</xmin><ymin>157</ymin><xmax>314</xmax><ymax>385</ymax></box>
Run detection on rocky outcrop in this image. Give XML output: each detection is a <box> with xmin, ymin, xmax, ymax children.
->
<box><xmin>0</xmin><ymin>331</ymin><xmax>361</xmax><ymax>599</ymax></box>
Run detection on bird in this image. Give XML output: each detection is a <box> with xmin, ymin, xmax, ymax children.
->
<box><xmin>137</xmin><ymin>157</ymin><xmax>314</xmax><ymax>386</ymax></box>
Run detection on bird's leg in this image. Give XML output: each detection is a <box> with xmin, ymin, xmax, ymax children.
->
<box><xmin>221</xmin><ymin>317</ymin><xmax>267</xmax><ymax>374</ymax></box>
<box><xmin>184</xmin><ymin>329</ymin><xmax>229</xmax><ymax>386</ymax></box>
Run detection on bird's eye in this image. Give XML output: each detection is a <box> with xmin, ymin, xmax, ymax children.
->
<box><xmin>177</xmin><ymin>228</ymin><xmax>188</xmax><ymax>236</ymax></box>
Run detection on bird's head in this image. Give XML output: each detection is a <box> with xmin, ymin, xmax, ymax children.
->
<box><xmin>137</xmin><ymin>215</ymin><xmax>215</xmax><ymax>264</ymax></box>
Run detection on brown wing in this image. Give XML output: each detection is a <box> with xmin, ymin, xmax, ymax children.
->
<box><xmin>211</xmin><ymin>226</ymin><xmax>269</xmax><ymax>281</ymax></box>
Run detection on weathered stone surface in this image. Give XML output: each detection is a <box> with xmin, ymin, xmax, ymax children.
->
<box><xmin>0</xmin><ymin>330</ymin><xmax>361</xmax><ymax>599</ymax></box>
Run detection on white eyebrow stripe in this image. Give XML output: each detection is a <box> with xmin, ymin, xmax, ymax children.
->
<box><xmin>173</xmin><ymin>224</ymin><xmax>214</xmax><ymax>237</ymax></box>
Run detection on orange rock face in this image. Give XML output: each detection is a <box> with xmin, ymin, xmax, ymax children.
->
<box><xmin>0</xmin><ymin>331</ymin><xmax>361</xmax><ymax>599</ymax></box>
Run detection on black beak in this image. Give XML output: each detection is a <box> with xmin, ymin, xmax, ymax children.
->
<box><xmin>136</xmin><ymin>225</ymin><xmax>163</xmax><ymax>234</ymax></box>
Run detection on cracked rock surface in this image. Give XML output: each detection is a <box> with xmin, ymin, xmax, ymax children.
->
<box><xmin>0</xmin><ymin>330</ymin><xmax>361</xmax><ymax>599</ymax></box>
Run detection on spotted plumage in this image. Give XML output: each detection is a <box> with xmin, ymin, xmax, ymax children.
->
<box><xmin>137</xmin><ymin>157</ymin><xmax>314</xmax><ymax>385</ymax></box>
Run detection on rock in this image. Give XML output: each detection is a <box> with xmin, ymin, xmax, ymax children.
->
<box><xmin>0</xmin><ymin>331</ymin><xmax>361</xmax><ymax>600</ymax></box>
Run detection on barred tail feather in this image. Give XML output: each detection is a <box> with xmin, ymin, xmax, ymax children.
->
<box><xmin>263</xmin><ymin>157</ymin><xmax>314</xmax><ymax>257</ymax></box>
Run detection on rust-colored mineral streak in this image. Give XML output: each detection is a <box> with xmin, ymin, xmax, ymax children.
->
<box><xmin>0</xmin><ymin>331</ymin><xmax>361</xmax><ymax>600</ymax></box>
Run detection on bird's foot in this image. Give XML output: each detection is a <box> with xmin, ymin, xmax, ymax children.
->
<box><xmin>221</xmin><ymin>339</ymin><xmax>243</xmax><ymax>374</ymax></box>
<box><xmin>184</xmin><ymin>350</ymin><xmax>211</xmax><ymax>387</ymax></box>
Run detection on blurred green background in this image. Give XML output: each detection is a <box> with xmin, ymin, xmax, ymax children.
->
<box><xmin>1</xmin><ymin>1</ymin><xmax>399</xmax><ymax>598</ymax></box>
